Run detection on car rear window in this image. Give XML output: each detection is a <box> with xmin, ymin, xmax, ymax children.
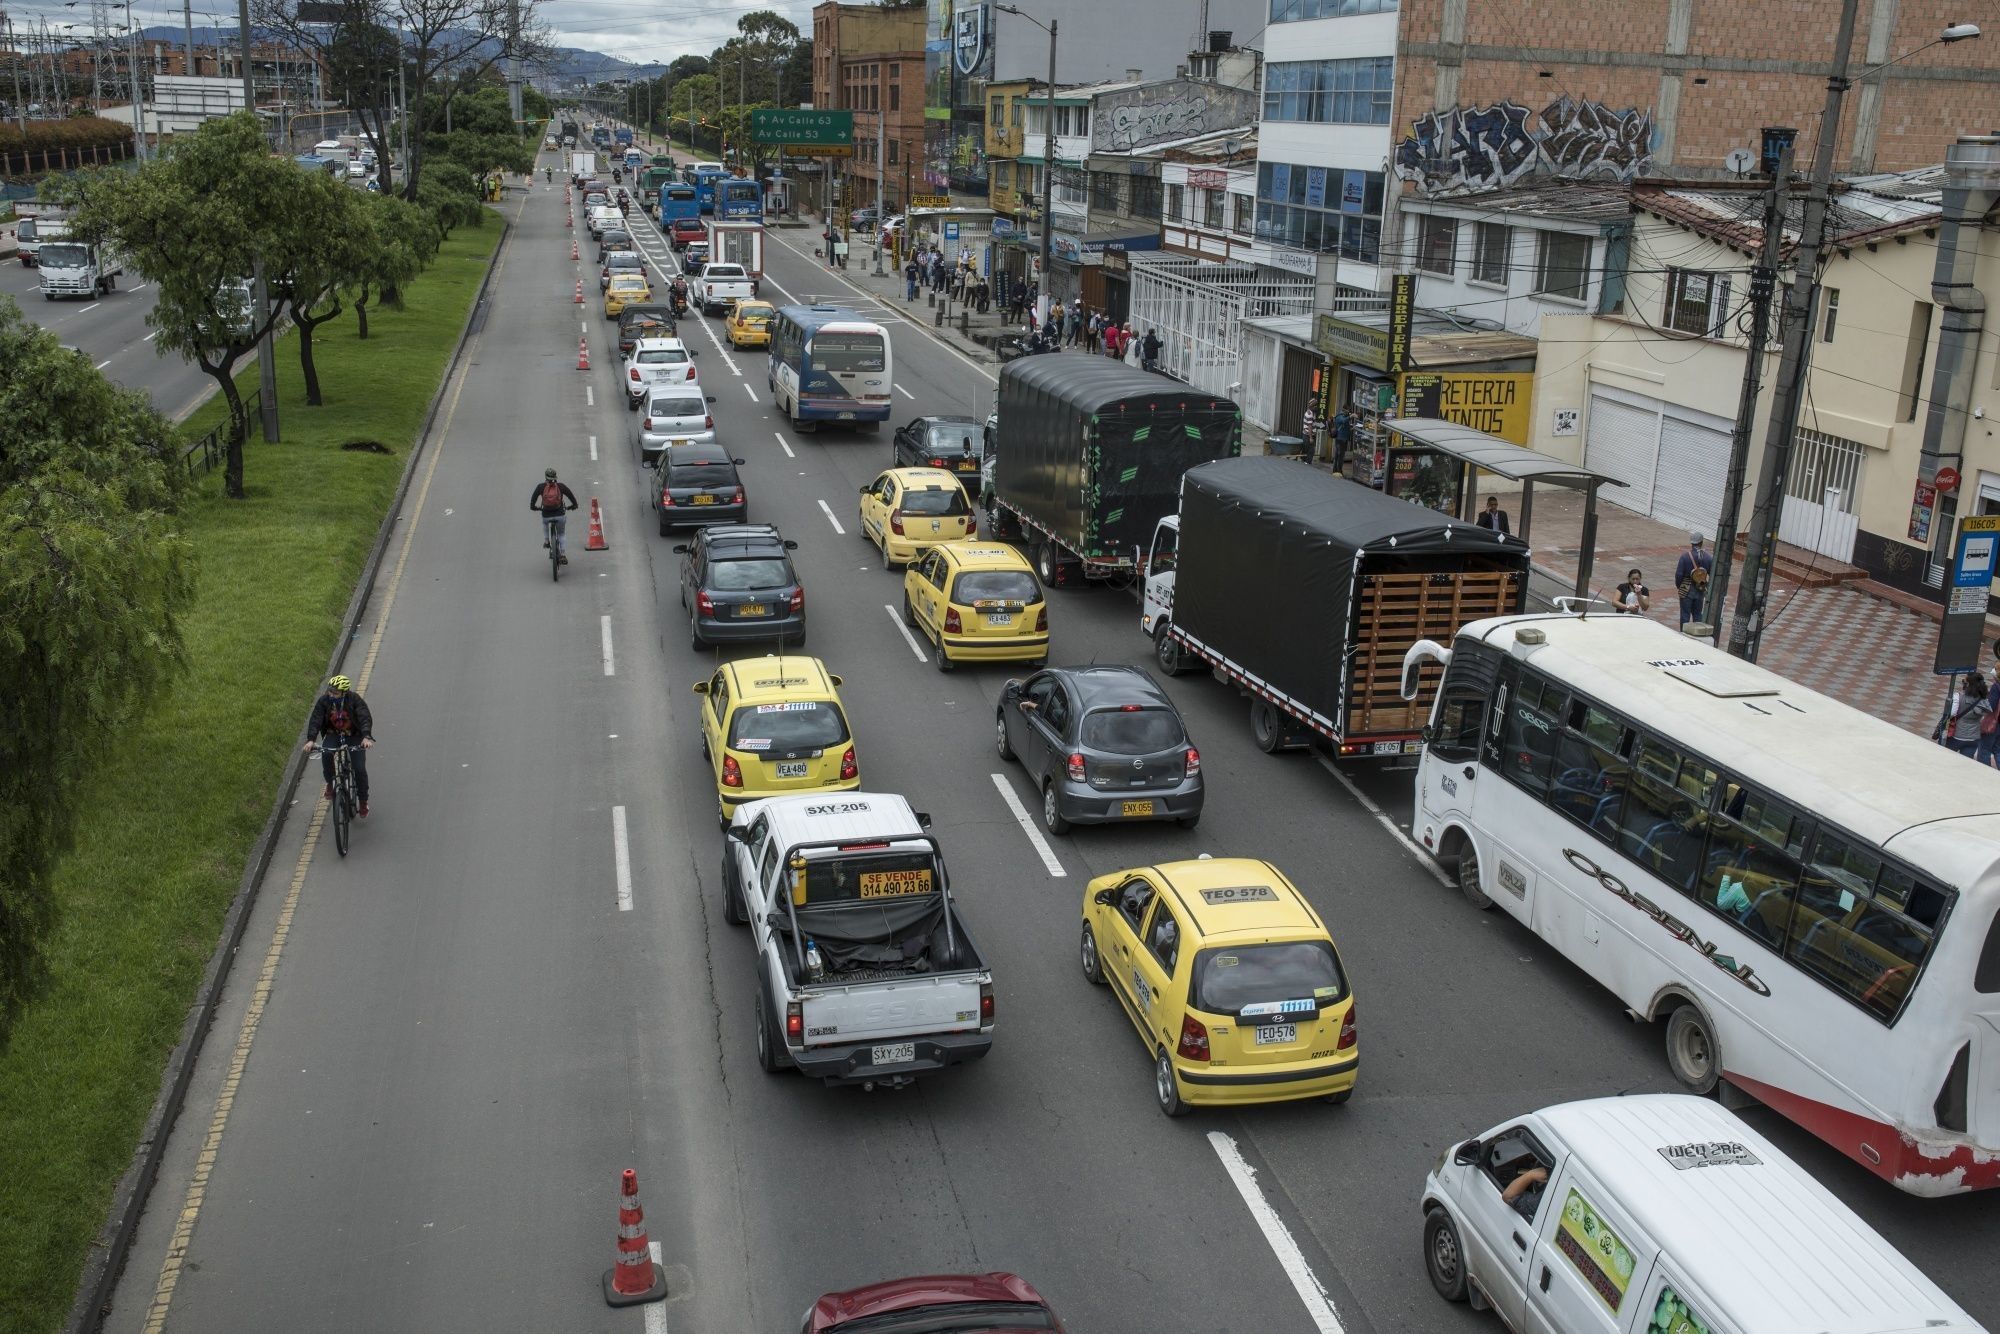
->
<box><xmin>709</xmin><ymin>558</ymin><xmax>791</xmax><ymax>591</ymax></box>
<box><xmin>952</xmin><ymin>570</ymin><xmax>1039</xmax><ymax>604</ymax></box>
<box><xmin>797</xmin><ymin>849</ymin><xmax>937</xmax><ymax>906</ymax></box>
<box><xmin>926</xmin><ymin>424</ymin><xmax>983</xmax><ymax>454</ymax></box>
<box><xmin>728</xmin><ymin>700</ymin><xmax>848</xmax><ymax>755</ymax></box>
<box><xmin>900</xmin><ymin>487</ymin><xmax>968</xmax><ymax>516</ymax></box>
<box><xmin>638</xmin><ymin>348</ymin><xmax>688</xmax><ymax>364</ymax></box>
<box><xmin>668</xmin><ymin>462</ymin><xmax>736</xmax><ymax>487</ymax></box>
<box><xmin>1193</xmin><ymin>940</ymin><xmax>1346</xmax><ymax>1015</ymax></box>
<box><xmin>648</xmin><ymin>397</ymin><xmax>704</xmax><ymax>418</ymax></box>
<box><xmin>1081</xmin><ymin>707</ymin><xmax>1185</xmax><ymax>754</ymax></box>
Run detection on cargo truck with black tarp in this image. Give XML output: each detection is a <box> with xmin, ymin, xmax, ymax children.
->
<box><xmin>981</xmin><ymin>359</ymin><xmax>1241</xmax><ymax>587</ymax></box>
<box><xmin>1141</xmin><ymin>456</ymin><xmax>1530</xmax><ymax>761</ymax></box>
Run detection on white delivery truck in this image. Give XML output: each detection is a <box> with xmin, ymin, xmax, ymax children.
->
<box><xmin>37</xmin><ymin>239</ymin><xmax>123</xmax><ymax>299</ymax></box>
<box><xmin>568</xmin><ymin>149</ymin><xmax>598</xmax><ymax>180</ymax></box>
<box><xmin>723</xmin><ymin>792</ymin><xmax>994</xmax><ymax>1088</ymax></box>
<box><xmin>14</xmin><ymin>207</ymin><xmax>69</xmax><ymax>267</ymax></box>
<box><xmin>1421</xmin><ymin>1094</ymin><xmax>1984</xmax><ymax>1334</ymax></box>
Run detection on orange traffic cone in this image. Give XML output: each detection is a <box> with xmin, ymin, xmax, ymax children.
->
<box><xmin>586</xmin><ymin>497</ymin><xmax>608</xmax><ymax>550</ymax></box>
<box><xmin>574</xmin><ymin>279</ymin><xmax>584</xmax><ymax>304</ymax></box>
<box><xmin>577</xmin><ymin>336</ymin><xmax>591</xmax><ymax>371</ymax></box>
<box><xmin>571</xmin><ymin>240</ymin><xmax>579</xmax><ymax>261</ymax></box>
<box><xmin>601</xmin><ymin>1169</ymin><xmax>668</xmax><ymax>1307</ymax></box>
<box><xmin>565</xmin><ymin>212</ymin><xmax>572</xmax><ymax>229</ymax></box>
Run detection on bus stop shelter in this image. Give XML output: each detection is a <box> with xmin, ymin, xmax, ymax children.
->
<box><xmin>1380</xmin><ymin>416</ymin><xmax>1629</xmax><ymax>601</ymax></box>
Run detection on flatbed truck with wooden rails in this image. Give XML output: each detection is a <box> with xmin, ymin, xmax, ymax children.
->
<box><xmin>1141</xmin><ymin>457</ymin><xmax>1531</xmax><ymax>761</ymax></box>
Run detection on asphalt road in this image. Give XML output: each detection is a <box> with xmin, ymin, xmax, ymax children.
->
<box><xmin>100</xmin><ymin>154</ymin><xmax>2000</xmax><ymax>1334</ymax></box>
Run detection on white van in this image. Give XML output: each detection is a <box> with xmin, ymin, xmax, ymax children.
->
<box><xmin>1421</xmin><ymin>1095</ymin><xmax>1982</xmax><ymax>1334</ymax></box>
<box><xmin>312</xmin><ymin>139</ymin><xmax>352</xmax><ymax>165</ymax></box>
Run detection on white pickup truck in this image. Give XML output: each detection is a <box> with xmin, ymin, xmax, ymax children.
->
<box><xmin>723</xmin><ymin>793</ymin><xmax>994</xmax><ymax>1088</ymax></box>
<box><xmin>688</xmin><ymin>262</ymin><xmax>755</xmax><ymax>316</ymax></box>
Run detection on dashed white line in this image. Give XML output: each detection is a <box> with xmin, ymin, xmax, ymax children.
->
<box><xmin>589</xmin><ymin>433</ymin><xmax>598</xmax><ymax>461</ymax></box>
<box><xmin>81</xmin><ymin>303</ymin><xmax>100</xmax><ymax>314</ymax></box>
<box><xmin>773</xmin><ymin>431</ymin><xmax>795</xmax><ymax>459</ymax></box>
<box><xmin>586</xmin><ymin>385</ymin><xmax>595</xmax><ymax>408</ymax></box>
<box><xmin>128</xmin><ymin>283</ymin><xmax>147</xmax><ymax>292</ymax></box>
<box><xmin>815</xmin><ymin>498</ymin><xmax>845</xmax><ymax>535</ymax></box>
<box><xmin>601</xmin><ymin>614</ymin><xmax>616</xmax><ymax>676</ymax></box>
<box><xmin>613</xmin><ymin>806</ymin><xmax>634</xmax><ymax>912</ymax></box>
<box><xmin>144</xmin><ymin>330</ymin><xmax>157</xmax><ymax>341</ymax></box>
<box><xmin>894</xmin><ymin>383</ymin><xmax>915</xmax><ymax>400</ymax></box>
<box><xmin>644</xmin><ymin>1240</ymin><xmax>669</xmax><ymax>1332</ymax></box>
<box><xmin>1314</xmin><ymin>753</ymin><xmax>1452</xmax><ymax>887</ymax></box>
<box><xmin>581</xmin><ymin>318</ymin><xmax>587</xmax><ymax>334</ymax></box>
<box><xmin>987</xmin><ymin>773</ymin><xmax>1066</xmax><ymax>877</ymax></box>
<box><xmin>743</xmin><ymin>383</ymin><xmax>758</xmax><ymax>403</ymax></box>
<box><xmin>1208</xmin><ymin>1131</ymin><xmax>1345</xmax><ymax>1334</ymax></box>
<box><xmin>884</xmin><ymin>603</ymin><xmax>927</xmax><ymax>663</ymax></box>
<box><xmin>95</xmin><ymin>358</ymin><xmax>112</xmax><ymax>369</ymax></box>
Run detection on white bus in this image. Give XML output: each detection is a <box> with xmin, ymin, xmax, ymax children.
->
<box><xmin>1403</xmin><ymin>612</ymin><xmax>2000</xmax><ymax>1195</ymax></box>
<box><xmin>767</xmin><ymin>305</ymin><xmax>892</xmax><ymax>434</ymax></box>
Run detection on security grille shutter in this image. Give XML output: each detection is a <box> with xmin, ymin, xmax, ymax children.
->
<box><xmin>1651</xmin><ymin>412</ymin><xmax>1732</xmax><ymax>536</ymax></box>
<box><xmin>1585</xmin><ymin>391</ymin><xmax>1660</xmax><ymax>514</ymax></box>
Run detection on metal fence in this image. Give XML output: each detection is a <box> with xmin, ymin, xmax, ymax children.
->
<box><xmin>178</xmin><ymin>387</ymin><xmax>263</xmax><ymax>478</ymax></box>
<box><xmin>1127</xmin><ymin>254</ymin><xmax>1316</xmax><ymax>398</ymax></box>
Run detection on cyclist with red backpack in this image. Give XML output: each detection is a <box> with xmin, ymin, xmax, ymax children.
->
<box><xmin>530</xmin><ymin>467</ymin><xmax>581</xmax><ymax>563</ymax></box>
<box><xmin>302</xmin><ymin>674</ymin><xmax>374</xmax><ymax>817</ymax></box>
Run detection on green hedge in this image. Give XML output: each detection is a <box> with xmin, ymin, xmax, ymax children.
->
<box><xmin>0</xmin><ymin>116</ymin><xmax>135</xmax><ymax>152</ymax></box>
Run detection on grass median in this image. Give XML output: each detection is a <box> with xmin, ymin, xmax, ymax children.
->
<box><xmin>0</xmin><ymin>220</ymin><xmax>502</xmax><ymax>1334</ymax></box>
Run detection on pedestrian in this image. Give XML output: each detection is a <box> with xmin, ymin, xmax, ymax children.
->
<box><xmin>1330</xmin><ymin>408</ymin><xmax>1354</xmax><ymax>473</ymax></box>
<box><xmin>1935</xmin><ymin>672</ymin><xmax>1992</xmax><ymax>756</ymax></box>
<box><xmin>1085</xmin><ymin>312</ymin><xmax>1101</xmax><ymax>353</ymax></box>
<box><xmin>1614</xmin><ymin>568</ymin><xmax>1651</xmax><ymax>615</ymax></box>
<box><xmin>905</xmin><ymin>257</ymin><xmax>920</xmax><ymax>301</ymax></box>
<box><xmin>1978</xmin><ymin>640</ymin><xmax>2000</xmax><ymax>768</ymax></box>
<box><xmin>1673</xmin><ymin>533</ymin><xmax>1716</xmax><ymax>628</ymax></box>
<box><xmin>1068</xmin><ymin>301</ymin><xmax>1084</xmax><ymax>346</ymax></box>
<box><xmin>1123</xmin><ymin>324</ymin><xmax>1141</xmax><ymax>368</ymax></box>
<box><xmin>834</xmin><ymin>236</ymin><xmax>849</xmax><ymax>269</ymax></box>
<box><xmin>1141</xmin><ymin>327</ymin><xmax>1161</xmax><ymax>372</ymax></box>
<box><xmin>1475</xmin><ymin>495</ymin><xmax>1511</xmax><ymax>535</ymax></box>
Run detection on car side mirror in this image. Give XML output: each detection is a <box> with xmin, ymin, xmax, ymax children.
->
<box><xmin>783</xmin><ymin>540</ymin><xmax>799</xmax><ymax>550</ymax></box>
<box><xmin>1452</xmin><ymin>1139</ymin><xmax>1482</xmax><ymax>1167</ymax></box>
<box><xmin>828</xmin><ymin>674</ymin><xmax>843</xmax><ymax>686</ymax></box>
<box><xmin>860</xmin><ymin>484</ymin><xmax>871</xmax><ymax>495</ymax></box>
<box><xmin>691</xmin><ymin>682</ymin><xmax>710</xmax><ymax>695</ymax></box>
<box><xmin>1094</xmin><ymin>888</ymin><xmax>1117</xmax><ymax>906</ymax></box>
<box><xmin>706</xmin><ymin>395</ymin><xmax>718</xmax><ymax>404</ymax></box>
<box><xmin>733</xmin><ymin>458</ymin><xmax>747</xmax><ymax>466</ymax></box>
<box><xmin>725</xmin><ymin>824</ymin><xmax>752</xmax><ymax>844</ymax></box>
<box><xmin>915</xmin><ymin>811</ymin><xmax>933</xmax><ymax>830</ymax></box>
<box><xmin>671</xmin><ymin>543</ymin><xmax>689</xmax><ymax>553</ymax></box>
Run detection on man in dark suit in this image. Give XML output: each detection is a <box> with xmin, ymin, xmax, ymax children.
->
<box><xmin>1476</xmin><ymin>495</ymin><xmax>1511</xmax><ymax>535</ymax></box>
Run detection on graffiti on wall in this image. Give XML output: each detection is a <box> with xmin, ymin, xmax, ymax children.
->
<box><xmin>1090</xmin><ymin>80</ymin><xmax>1258</xmax><ymax>154</ymax></box>
<box><xmin>1393</xmin><ymin>96</ymin><xmax>1655</xmax><ymax>193</ymax></box>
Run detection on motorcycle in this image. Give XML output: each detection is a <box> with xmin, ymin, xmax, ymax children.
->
<box><xmin>670</xmin><ymin>283</ymin><xmax>690</xmax><ymax>317</ymax></box>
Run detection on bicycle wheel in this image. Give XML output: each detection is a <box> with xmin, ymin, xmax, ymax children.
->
<box><xmin>549</xmin><ymin>523</ymin><xmax>562</xmax><ymax>582</ymax></box>
<box><xmin>331</xmin><ymin>770</ymin><xmax>352</xmax><ymax>857</ymax></box>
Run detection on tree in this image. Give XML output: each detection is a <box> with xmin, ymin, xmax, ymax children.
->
<box><xmin>58</xmin><ymin>114</ymin><xmax>307</xmax><ymax>499</ymax></box>
<box><xmin>0</xmin><ymin>299</ymin><xmax>195</xmax><ymax>1044</ymax></box>
<box><xmin>272</xmin><ymin>176</ymin><xmax>369</xmax><ymax>405</ymax></box>
<box><xmin>352</xmin><ymin>193</ymin><xmax>437</xmax><ymax>339</ymax></box>
<box><xmin>414</xmin><ymin>161</ymin><xmax>487</xmax><ymax>237</ymax></box>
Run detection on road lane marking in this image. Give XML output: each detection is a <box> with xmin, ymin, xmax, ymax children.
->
<box><xmin>895</xmin><ymin>383</ymin><xmax>915</xmax><ymax>399</ymax></box>
<box><xmin>141</xmin><ymin>312</ymin><xmax>478</xmax><ymax>1334</ymax></box>
<box><xmin>773</xmin><ymin>431</ymin><xmax>795</xmax><ymax>459</ymax></box>
<box><xmin>81</xmin><ymin>302</ymin><xmax>99</xmax><ymax>313</ymax></box>
<box><xmin>1207</xmin><ymin>1132</ymin><xmax>1345</xmax><ymax>1334</ymax></box>
<box><xmin>645</xmin><ymin>1241</ymin><xmax>669</xmax><ymax>1333</ymax></box>
<box><xmin>601</xmin><ymin>614</ymin><xmax>616</xmax><ymax>675</ymax></box>
<box><xmin>987</xmin><ymin>773</ymin><xmax>1066</xmax><ymax>877</ymax></box>
<box><xmin>884</xmin><ymin>603</ymin><xmax>927</xmax><ymax>663</ymax></box>
<box><xmin>587</xmin><ymin>384</ymin><xmax>595</xmax><ymax>408</ymax></box>
<box><xmin>589</xmin><ymin>433</ymin><xmax>598</xmax><ymax>461</ymax></box>
<box><xmin>815</xmin><ymin>498</ymin><xmax>844</xmax><ymax>535</ymax></box>
<box><xmin>95</xmin><ymin>358</ymin><xmax>111</xmax><ymax>369</ymax></box>
<box><xmin>144</xmin><ymin>330</ymin><xmax>157</xmax><ymax>341</ymax></box>
<box><xmin>581</xmin><ymin>319</ymin><xmax>587</xmax><ymax>333</ymax></box>
<box><xmin>743</xmin><ymin>383</ymin><xmax>757</xmax><ymax>403</ymax></box>
<box><xmin>1314</xmin><ymin>753</ymin><xmax>1452</xmax><ymax>888</ymax></box>
<box><xmin>129</xmin><ymin>283</ymin><xmax>147</xmax><ymax>292</ymax></box>
<box><xmin>614</xmin><ymin>806</ymin><xmax>634</xmax><ymax>911</ymax></box>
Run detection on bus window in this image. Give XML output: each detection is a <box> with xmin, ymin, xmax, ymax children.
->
<box><xmin>1615</xmin><ymin>739</ymin><xmax>1714</xmax><ymax>893</ymax></box>
<box><xmin>1978</xmin><ymin>908</ymin><xmax>2000</xmax><ymax>994</ymax></box>
<box><xmin>1695</xmin><ymin>783</ymin><xmax>1805</xmax><ymax>946</ymax></box>
<box><xmin>1430</xmin><ymin>642</ymin><xmax>1501</xmax><ymax>763</ymax></box>
<box><xmin>1790</xmin><ymin>828</ymin><xmax>1935</xmax><ymax>1020</ymax></box>
<box><xmin>1498</xmin><ymin>672</ymin><xmax>1565</xmax><ymax>797</ymax></box>
<box><xmin>1550</xmin><ymin>702</ymin><xmax>1630</xmax><ymax>840</ymax></box>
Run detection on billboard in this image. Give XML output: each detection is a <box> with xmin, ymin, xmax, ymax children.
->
<box><xmin>926</xmin><ymin>0</ymin><xmax>992</xmax><ymax>194</ymax></box>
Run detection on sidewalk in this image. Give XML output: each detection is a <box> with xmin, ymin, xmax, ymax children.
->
<box><xmin>1515</xmin><ymin>487</ymin><xmax>1968</xmax><ymax>738</ymax></box>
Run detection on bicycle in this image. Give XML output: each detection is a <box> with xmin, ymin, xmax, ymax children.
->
<box><xmin>546</xmin><ymin>514</ymin><xmax>565</xmax><ymax>581</ymax></box>
<box><xmin>314</xmin><ymin>740</ymin><xmax>363</xmax><ymax>856</ymax></box>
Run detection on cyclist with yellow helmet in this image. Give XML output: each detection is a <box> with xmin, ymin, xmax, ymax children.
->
<box><xmin>303</xmin><ymin>674</ymin><xmax>374</xmax><ymax>817</ymax></box>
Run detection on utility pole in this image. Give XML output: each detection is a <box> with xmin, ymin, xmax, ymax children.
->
<box><xmin>239</xmin><ymin>0</ymin><xmax>279</xmax><ymax>441</ymax></box>
<box><xmin>873</xmin><ymin>84</ymin><xmax>885</xmax><ymax>274</ymax></box>
<box><xmin>1725</xmin><ymin>0</ymin><xmax>1860</xmax><ymax>661</ymax></box>
<box><xmin>395</xmin><ymin>23</ymin><xmax>408</xmax><ymax>191</ymax></box>
<box><xmin>1706</xmin><ymin>127</ymin><xmax>1794</xmax><ymax>642</ymax></box>
<box><xmin>8</xmin><ymin>12</ymin><xmax>27</xmax><ymax>129</ymax></box>
<box><xmin>125</xmin><ymin>0</ymin><xmax>144</xmax><ymax>158</ymax></box>
<box><xmin>504</xmin><ymin>0</ymin><xmax>521</xmax><ymax>128</ymax></box>
<box><xmin>1039</xmin><ymin>19</ymin><xmax>1056</xmax><ymax>325</ymax></box>
<box><xmin>182</xmin><ymin>0</ymin><xmax>192</xmax><ymax>77</ymax></box>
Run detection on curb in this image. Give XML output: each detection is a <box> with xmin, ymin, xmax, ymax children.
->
<box><xmin>60</xmin><ymin>215</ymin><xmax>512</xmax><ymax>1334</ymax></box>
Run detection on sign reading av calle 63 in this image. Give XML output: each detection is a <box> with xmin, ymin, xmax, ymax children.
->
<box><xmin>751</xmin><ymin>109</ymin><xmax>855</xmax><ymax>147</ymax></box>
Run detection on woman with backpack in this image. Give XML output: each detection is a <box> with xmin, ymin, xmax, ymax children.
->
<box><xmin>1935</xmin><ymin>671</ymin><xmax>1992</xmax><ymax>757</ymax></box>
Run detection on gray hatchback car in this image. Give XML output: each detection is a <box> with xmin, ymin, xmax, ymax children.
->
<box><xmin>997</xmin><ymin>665</ymin><xmax>1203</xmax><ymax>834</ymax></box>
<box><xmin>673</xmin><ymin>524</ymin><xmax>805</xmax><ymax>650</ymax></box>
<box><xmin>637</xmin><ymin>387</ymin><xmax>718</xmax><ymax>463</ymax></box>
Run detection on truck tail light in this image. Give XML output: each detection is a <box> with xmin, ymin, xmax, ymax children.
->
<box><xmin>642</xmin><ymin>416</ymin><xmax>653</xmax><ymax>430</ymax></box>
<box><xmin>696</xmin><ymin>589</ymin><xmax>714</xmax><ymax>616</ymax></box>
<box><xmin>629</xmin><ymin>367</ymin><xmax>641</xmax><ymax>381</ymax></box>
<box><xmin>889</xmin><ymin>509</ymin><xmax>905</xmax><ymax>536</ymax></box>
<box><xmin>944</xmin><ymin>607</ymin><xmax>962</xmax><ymax>634</ymax></box>
<box><xmin>1035</xmin><ymin>606</ymin><xmax>1048</xmax><ymax>632</ymax></box>
<box><xmin>1177</xmin><ymin>1014</ymin><xmax>1210</xmax><ymax>1061</ymax></box>
<box><xmin>1338</xmin><ymin>1001</ymin><xmax>1357</xmax><ymax>1050</ymax></box>
<box><xmin>720</xmin><ymin>754</ymin><xmax>743</xmax><ymax>788</ymax></box>
<box><xmin>785</xmin><ymin>1002</ymin><xmax>802</xmax><ymax>1039</ymax></box>
<box><xmin>1066</xmin><ymin>752</ymin><xmax>1085</xmax><ymax>782</ymax></box>
<box><xmin>839</xmin><ymin>747</ymin><xmax>857</xmax><ymax>780</ymax></box>
<box><xmin>979</xmin><ymin>982</ymin><xmax>995</xmax><ymax>1023</ymax></box>
<box><xmin>788</xmin><ymin>587</ymin><xmax>804</xmax><ymax>613</ymax></box>
<box><xmin>705</xmin><ymin>414</ymin><xmax>714</xmax><ymax>429</ymax></box>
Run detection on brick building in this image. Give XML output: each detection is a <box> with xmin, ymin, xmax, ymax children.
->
<box><xmin>811</xmin><ymin>2</ymin><xmax>928</xmax><ymax>219</ymax></box>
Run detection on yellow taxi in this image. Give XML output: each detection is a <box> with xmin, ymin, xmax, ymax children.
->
<box><xmin>604</xmin><ymin>273</ymin><xmax>652</xmax><ymax>319</ymax></box>
<box><xmin>1079</xmin><ymin>857</ymin><xmax>1357</xmax><ymax>1117</ymax></box>
<box><xmin>857</xmin><ymin>467</ymin><xmax>975</xmax><ymax>569</ymax></box>
<box><xmin>902</xmin><ymin>543</ymin><xmax>1048</xmax><ymax>671</ymax></box>
<box><xmin>693</xmin><ymin>655</ymin><xmax>859</xmax><ymax>826</ymax></box>
<box><xmin>724</xmin><ymin>298</ymin><xmax>776</xmax><ymax>349</ymax></box>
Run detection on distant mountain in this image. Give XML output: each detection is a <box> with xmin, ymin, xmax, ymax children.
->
<box><xmin>135</xmin><ymin>24</ymin><xmax>659</xmax><ymax>88</ymax></box>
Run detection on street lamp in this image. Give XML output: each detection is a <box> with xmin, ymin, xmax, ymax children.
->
<box><xmin>994</xmin><ymin>3</ymin><xmax>1056</xmax><ymax>325</ymax></box>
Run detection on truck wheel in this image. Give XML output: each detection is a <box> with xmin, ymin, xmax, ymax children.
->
<box><xmin>1036</xmin><ymin>541</ymin><xmax>1058</xmax><ymax>586</ymax></box>
<box><xmin>994</xmin><ymin>712</ymin><xmax>1015</xmax><ymax>761</ymax></box>
<box><xmin>721</xmin><ymin>851</ymin><xmax>746</xmax><ymax>925</ymax></box>
<box><xmin>1665</xmin><ymin>1003</ymin><xmax>1721</xmax><ymax>1095</ymax></box>
<box><xmin>1251</xmin><ymin>699</ymin><xmax>1288</xmax><ymax>753</ymax></box>
<box><xmin>1080</xmin><ymin>921</ymin><xmax>1105</xmax><ymax>984</ymax></box>
<box><xmin>1456</xmin><ymin>843</ymin><xmax>1494</xmax><ymax>910</ymax></box>
<box><xmin>754</xmin><ymin>990</ymin><xmax>791</xmax><ymax>1072</ymax></box>
<box><xmin>1154</xmin><ymin>625</ymin><xmax>1186</xmax><ymax>677</ymax></box>
<box><xmin>1424</xmin><ymin>1208</ymin><xmax>1469</xmax><ymax>1302</ymax></box>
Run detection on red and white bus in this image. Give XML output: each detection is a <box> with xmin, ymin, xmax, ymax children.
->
<box><xmin>1404</xmin><ymin>612</ymin><xmax>2000</xmax><ymax>1195</ymax></box>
